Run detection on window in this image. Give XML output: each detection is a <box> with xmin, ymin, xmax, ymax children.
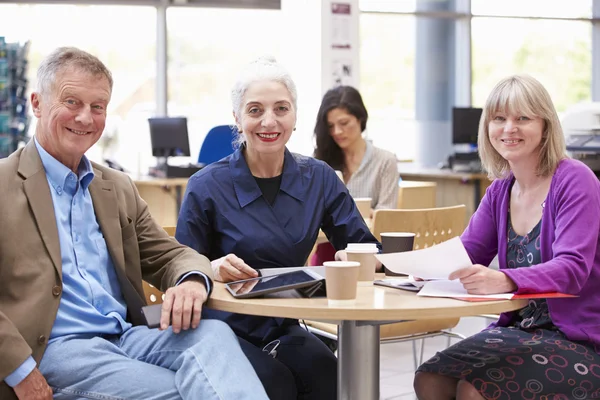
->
<box><xmin>472</xmin><ymin>17</ymin><xmax>591</xmax><ymax>113</ymax></box>
<box><xmin>359</xmin><ymin>0</ymin><xmax>416</xmax><ymax>13</ymax></box>
<box><xmin>0</xmin><ymin>4</ymin><xmax>156</xmax><ymax>174</ymax></box>
<box><xmin>360</xmin><ymin>13</ymin><xmax>415</xmax><ymax>160</ymax></box>
<box><xmin>471</xmin><ymin>0</ymin><xmax>592</xmax><ymax>19</ymax></box>
<box><xmin>166</xmin><ymin>7</ymin><xmax>286</xmax><ymax>161</ymax></box>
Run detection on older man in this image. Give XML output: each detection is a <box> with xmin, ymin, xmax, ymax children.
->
<box><xmin>0</xmin><ymin>47</ymin><xmax>268</xmax><ymax>400</ymax></box>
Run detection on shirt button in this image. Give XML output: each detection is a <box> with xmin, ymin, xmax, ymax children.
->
<box><xmin>38</xmin><ymin>335</ymin><xmax>46</xmax><ymax>345</ymax></box>
<box><xmin>57</xmin><ymin>187</ymin><xmax>63</xmax><ymax>195</ymax></box>
<box><xmin>52</xmin><ymin>285</ymin><xmax>62</xmax><ymax>296</ymax></box>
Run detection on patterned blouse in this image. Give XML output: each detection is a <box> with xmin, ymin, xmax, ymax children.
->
<box><xmin>345</xmin><ymin>140</ymin><xmax>399</xmax><ymax>210</ymax></box>
<box><xmin>506</xmin><ymin>213</ymin><xmax>556</xmax><ymax>329</ymax></box>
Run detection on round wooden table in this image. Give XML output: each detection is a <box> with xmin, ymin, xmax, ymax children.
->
<box><xmin>207</xmin><ymin>275</ymin><xmax>527</xmax><ymax>400</ymax></box>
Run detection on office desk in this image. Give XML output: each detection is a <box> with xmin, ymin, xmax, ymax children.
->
<box><xmin>398</xmin><ymin>180</ymin><xmax>437</xmax><ymax>209</ymax></box>
<box><xmin>207</xmin><ymin>277</ymin><xmax>526</xmax><ymax>400</ymax></box>
<box><xmin>397</xmin><ymin>164</ymin><xmax>492</xmax><ymax>223</ymax></box>
<box><xmin>133</xmin><ymin>178</ymin><xmax>189</xmax><ymax>227</ymax></box>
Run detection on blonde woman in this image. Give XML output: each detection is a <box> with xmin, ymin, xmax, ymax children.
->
<box><xmin>414</xmin><ymin>75</ymin><xmax>600</xmax><ymax>399</ymax></box>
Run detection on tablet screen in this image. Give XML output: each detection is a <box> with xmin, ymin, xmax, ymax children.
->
<box><xmin>226</xmin><ymin>270</ymin><xmax>321</xmax><ymax>298</ymax></box>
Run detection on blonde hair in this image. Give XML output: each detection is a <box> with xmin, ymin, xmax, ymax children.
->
<box><xmin>478</xmin><ymin>74</ymin><xmax>567</xmax><ymax>179</ymax></box>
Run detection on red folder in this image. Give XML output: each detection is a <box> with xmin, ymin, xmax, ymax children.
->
<box><xmin>452</xmin><ymin>292</ymin><xmax>577</xmax><ymax>302</ymax></box>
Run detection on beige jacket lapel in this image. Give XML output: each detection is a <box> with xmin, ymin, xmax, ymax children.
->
<box><xmin>17</xmin><ymin>140</ymin><xmax>62</xmax><ymax>280</ymax></box>
<box><xmin>89</xmin><ymin>170</ymin><xmax>125</xmax><ymax>273</ymax></box>
<box><xmin>89</xmin><ymin>169</ymin><xmax>146</xmax><ymax>324</ymax></box>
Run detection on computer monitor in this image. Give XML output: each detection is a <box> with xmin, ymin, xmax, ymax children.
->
<box><xmin>452</xmin><ymin>107</ymin><xmax>483</xmax><ymax>146</ymax></box>
<box><xmin>148</xmin><ymin>117</ymin><xmax>191</xmax><ymax>158</ymax></box>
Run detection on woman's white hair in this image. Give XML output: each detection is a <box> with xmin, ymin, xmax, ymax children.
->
<box><xmin>230</xmin><ymin>56</ymin><xmax>297</xmax><ymax>146</ymax></box>
<box><xmin>36</xmin><ymin>47</ymin><xmax>113</xmax><ymax>98</ymax></box>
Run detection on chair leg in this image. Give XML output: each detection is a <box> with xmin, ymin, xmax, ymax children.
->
<box><xmin>446</xmin><ymin>328</ymin><xmax>453</xmax><ymax>347</ymax></box>
<box><xmin>418</xmin><ymin>338</ymin><xmax>426</xmax><ymax>365</ymax></box>
<box><xmin>412</xmin><ymin>339</ymin><xmax>418</xmax><ymax>370</ymax></box>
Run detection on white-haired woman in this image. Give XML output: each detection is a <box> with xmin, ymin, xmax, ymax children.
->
<box><xmin>175</xmin><ymin>57</ymin><xmax>380</xmax><ymax>400</ymax></box>
<box><xmin>414</xmin><ymin>75</ymin><xmax>600</xmax><ymax>399</ymax></box>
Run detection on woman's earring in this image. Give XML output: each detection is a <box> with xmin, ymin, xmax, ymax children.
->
<box><xmin>293</xmin><ymin>127</ymin><xmax>297</xmax><ymax>131</ymax></box>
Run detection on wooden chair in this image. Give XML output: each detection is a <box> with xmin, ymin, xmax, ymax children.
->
<box><xmin>371</xmin><ymin>205</ymin><xmax>466</xmax><ymax>250</ymax></box>
<box><xmin>304</xmin><ymin>205</ymin><xmax>468</xmax><ymax>368</ymax></box>
<box><xmin>162</xmin><ymin>226</ymin><xmax>176</xmax><ymax>237</ymax></box>
<box><xmin>142</xmin><ymin>226</ymin><xmax>176</xmax><ymax>304</ymax></box>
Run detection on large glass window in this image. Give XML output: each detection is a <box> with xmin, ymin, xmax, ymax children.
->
<box><xmin>0</xmin><ymin>4</ymin><xmax>156</xmax><ymax>175</ymax></box>
<box><xmin>471</xmin><ymin>0</ymin><xmax>592</xmax><ymax>19</ymax></box>
<box><xmin>359</xmin><ymin>0</ymin><xmax>416</xmax><ymax>13</ymax></box>
<box><xmin>360</xmin><ymin>13</ymin><xmax>415</xmax><ymax>161</ymax></box>
<box><xmin>166</xmin><ymin>7</ymin><xmax>285</xmax><ymax>162</ymax></box>
<box><xmin>472</xmin><ymin>17</ymin><xmax>591</xmax><ymax>113</ymax></box>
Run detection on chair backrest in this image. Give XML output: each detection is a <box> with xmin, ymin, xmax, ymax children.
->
<box><xmin>372</xmin><ymin>205</ymin><xmax>467</xmax><ymax>250</ymax></box>
<box><xmin>163</xmin><ymin>226</ymin><xmax>176</xmax><ymax>237</ymax></box>
<box><xmin>143</xmin><ymin>281</ymin><xmax>164</xmax><ymax>305</ymax></box>
<box><xmin>142</xmin><ymin>225</ymin><xmax>176</xmax><ymax>304</ymax></box>
<box><xmin>197</xmin><ymin>125</ymin><xmax>237</xmax><ymax>165</ymax></box>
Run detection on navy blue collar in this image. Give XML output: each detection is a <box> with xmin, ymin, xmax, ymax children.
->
<box><xmin>229</xmin><ymin>146</ymin><xmax>306</xmax><ymax>208</ymax></box>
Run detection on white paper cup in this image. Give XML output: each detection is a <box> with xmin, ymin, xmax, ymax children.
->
<box><xmin>323</xmin><ymin>261</ymin><xmax>360</xmax><ymax>305</ymax></box>
<box><xmin>346</xmin><ymin>246</ymin><xmax>378</xmax><ymax>283</ymax></box>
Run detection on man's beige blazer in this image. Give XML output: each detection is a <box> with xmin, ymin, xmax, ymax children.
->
<box><xmin>0</xmin><ymin>140</ymin><xmax>212</xmax><ymax>398</ymax></box>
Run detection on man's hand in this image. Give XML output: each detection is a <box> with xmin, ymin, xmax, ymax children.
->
<box><xmin>161</xmin><ymin>278</ymin><xmax>207</xmax><ymax>333</ymax></box>
<box><xmin>13</xmin><ymin>368</ymin><xmax>52</xmax><ymax>400</ymax></box>
<box><xmin>449</xmin><ymin>264</ymin><xmax>517</xmax><ymax>295</ymax></box>
<box><xmin>211</xmin><ymin>254</ymin><xmax>258</xmax><ymax>283</ymax></box>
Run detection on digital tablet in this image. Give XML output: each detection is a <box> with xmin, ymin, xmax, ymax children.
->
<box><xmin>373</xmin><ymin>278</ymin><xmax>423</xmax><ymax>292</ymax></box>
<box><xmin>225</xmin><ymin>269</ymin><xmax>324</xmax><ymax>299</ymax></box>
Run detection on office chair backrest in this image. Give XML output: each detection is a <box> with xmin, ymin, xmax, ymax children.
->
<box><xmin>142</xmin><ymin>225</ymin><xmax>176</xmax><ymax>304</ymax></box>
<box><xmin>197</xmin><ymin>125</ymin><xmax>237</xmax><ymax>165</ymax></box>
<box><xmin>372</xmin><ymin>205</ymin><xmax>467</xmax><ymax>250</ymax></box>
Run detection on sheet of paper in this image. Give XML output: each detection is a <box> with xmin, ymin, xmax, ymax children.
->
<box><xmin>378</xmin><ymin>276</ymin><xmax>426</xmax><ymax>288</ymax></box>
<box><xmin>417</xmin><ymin>279</ymin><xmax>514</xmax><ymax>300</ymax></box>
<box><xmin>374</xmin><ymin>237</ymin><xmax>472</xmax><ymax>280</ymax></box>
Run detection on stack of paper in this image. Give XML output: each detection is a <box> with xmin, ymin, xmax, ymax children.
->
<box><xmin>417</xmin><ymin>279</ymin><xmax>514</xmax><ymax>300</ymax></box>
<box><xmin>374</xmin><ymin>238</ymin><xmax>576</xmax><ymax>301</ymax></box>
<box><xmin>374</xmin><ymin>236</ymin><xmax>472</xmax><ymax>280</ymax></box>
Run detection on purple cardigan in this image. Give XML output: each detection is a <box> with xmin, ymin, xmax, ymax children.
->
<box><xmin>461</xmin><ymin>158</ymin><xmax>600</xmax><ymax>349</ymax></box>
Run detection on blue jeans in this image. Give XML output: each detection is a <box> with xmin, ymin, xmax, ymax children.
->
<box><xmin>39</xmin><ymin>320</ymin><xmax>268</xmax><ymax>400</ymax></box>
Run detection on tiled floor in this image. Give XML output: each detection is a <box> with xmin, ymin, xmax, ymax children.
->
<box><xmin>379</xmin><ymin>316</ymin><xmax>495</xmax><ymax>399</ymax></box>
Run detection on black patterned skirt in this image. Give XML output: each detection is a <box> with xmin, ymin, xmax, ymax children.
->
<box><xmin>417</xmin><ymin>326</ymin><xmax>600</xmax><ymax>399</ymax></box>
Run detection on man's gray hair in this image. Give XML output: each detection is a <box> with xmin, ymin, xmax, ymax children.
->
<box><xmin>36</xmin><ymin>47</ymin><xmax>113</xmax><ymax>97</ymax></box>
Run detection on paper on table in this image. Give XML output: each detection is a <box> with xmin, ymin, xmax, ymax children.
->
<box><xmin>417</xmin><ymin>279</ymin><xmax>514</xmax><ymax>300</ymax></box>
<box><xmin>374</xmin><ymin>236</ymin><xmax>472</xmax><ymax>280</ymax></box>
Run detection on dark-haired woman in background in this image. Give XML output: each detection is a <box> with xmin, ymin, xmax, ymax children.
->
<box><xmin>311</xmin><ymin>86</ymin><xmax>398</xmax><ymax>265</ymax></box>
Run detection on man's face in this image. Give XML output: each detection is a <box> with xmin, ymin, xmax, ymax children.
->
<box><xmin>31</xmin><ymin>67</ymin><xmax>111</xmax><ymax>170</ymax></box>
